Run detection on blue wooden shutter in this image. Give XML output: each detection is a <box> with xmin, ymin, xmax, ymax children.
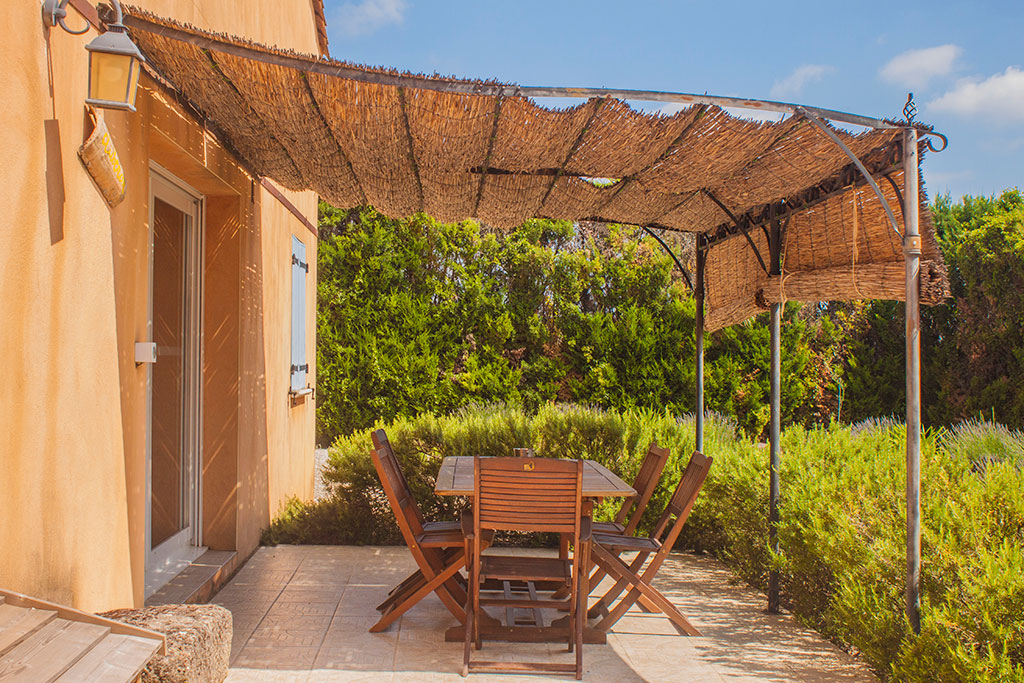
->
<box><xmin>290</xmin><ymin>236</ymin><xmax>307</xmax><ymax>392</ymax></box>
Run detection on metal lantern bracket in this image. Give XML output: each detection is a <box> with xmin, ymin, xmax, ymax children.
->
<box><xmin>42</xmin><ymin>0</ymin><xmax>91</xmax><ymax>35</ymax></box>
<box><xmin>43</xmin><ymin>0</ymin><xmax>146</xmax><ymax>112</ymax></box>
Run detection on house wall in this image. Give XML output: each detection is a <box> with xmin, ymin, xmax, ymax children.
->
<box><xmin>0</xmin><ymin>0</ymin><xmax>320</xmax><ymax>610</ymax></box>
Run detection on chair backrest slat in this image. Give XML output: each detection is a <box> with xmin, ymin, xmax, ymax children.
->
<box><xmin>614</xmin><ymin>442</ymin><xmax>672</xmax><ymax>534</ymax></box>
<box><xmin>370</xmin><ymin>429</ymin><xmax>426</xmax><ymax>541</ymax></box>
<box><xmin>651</xmin><ymin>451</ymin><xmax>712</xmax><ymax>546</ymax></box>
<box><xmin>474</xmin><ymin>457</ymin><xmax>582</xmax><ymax>535</ymax></box>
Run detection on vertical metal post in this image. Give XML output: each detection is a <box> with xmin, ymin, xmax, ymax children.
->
<box><xmin>767</xmin><ymin>217</ymin><xmax>782</xmax><ymax>613</ymax></box>
<box><xmin>695</xmin><ymin>238</ymin><xmax>705</xmax><ymax>453</ymax></box>
<box><xmin>903</xmin><ymin>127</ymin><xmax>922</xmax><ymax>634</ymax></box>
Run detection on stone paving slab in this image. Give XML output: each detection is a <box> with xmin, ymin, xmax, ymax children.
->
<box><xmin>218</xmin><ymin>545</ymin><xmax>876</xmax><ymax>682</ymax></box>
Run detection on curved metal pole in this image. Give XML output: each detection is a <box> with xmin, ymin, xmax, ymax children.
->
<box><xmin>796</xmin><ymin>106</ymin><xmax>904</xmax><ymax>239</ymax></box>
<box><xmin>42</xmin><ymin>0</ymin><xmax>90</xmax><ymax>34</ymax></box>
<box><xmin>640</xmin><ymin>226</ymin><xmax>693</xmax><ymax>292</ymax></box>
<box><xmin>108</xmin><ymin>0</ymin><xmax>126</xmax><ymax>26</ymax></box>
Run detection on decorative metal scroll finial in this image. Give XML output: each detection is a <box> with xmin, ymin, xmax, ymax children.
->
<box><xmin>903</xmin><ymin>93</ymin><xmax>917</xmax><ymax>123</ymax></box>
<box><xmin>922</xmin><ymin>130</ymin><xmax>949</xmax><ymax>153</ymax></box>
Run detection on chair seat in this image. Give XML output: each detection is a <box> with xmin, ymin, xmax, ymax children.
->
<box><xmin>592</xmin><ymin>532</ymin><xmax>660</xmax><ymax>553</ymax></box>
<box><xmin>417</xmin><ymin>520</ymin><xmax>464</xmax><ymax>547</ymax></box>
<box><xmin>417</xmin><ymin>526</ymin><xmax>493</xmax><ymax>549</ymax></box>
<box><xmin>592</xmin><ymin>520</ymin><xmax>625</xmax><ymax>534</ymax></box>
<box><xmin>479</xmin><ymin>555</ymin><xmax>571</xmax><ymax>584</ymax></box>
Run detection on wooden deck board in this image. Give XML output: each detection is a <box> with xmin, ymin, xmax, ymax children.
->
<box><xmin>0</xmin><ymin>590</ymin><xmax>163</xmax><ymax>683</ymax></box>
<box><xmin>0</xmin><ymin>606</ymin><xmax>57</xmax><ymax>655</ymax></box>
<box><xmin>57</xmin><ymin>634</ymin><xmax>161</xmax><ymax>683</ymax></box>
<box><xmin>0</xmin><ymin>618</ymin><xmax>109</xmax><ymax>682</ymax></box>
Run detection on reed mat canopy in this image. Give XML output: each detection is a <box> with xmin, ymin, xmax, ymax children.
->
<box><xmin>122</xmin><ymin>8</ymin><xmax>949</xmax><ymax>330</ymax></box>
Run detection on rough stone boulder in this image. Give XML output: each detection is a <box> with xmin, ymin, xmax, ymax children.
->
<box><xmin>101</xmin><ymin>604</ymin><xmax>232</xmax><ymax>683</ymax></box>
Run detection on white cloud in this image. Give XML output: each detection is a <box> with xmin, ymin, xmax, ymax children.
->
<box><xmin>333</xmin><ymin>0</ymin><xmax>407</xmax><ymax>37</ymax></box>
<box><xmin>880</xmin><ymin>45</ymin><xmax>961</xmax><ymax>89</ymax></box>
<box><xmin>929</xmin><ymin>67</ymin><xmax>1024</xmax><ymax>122</ymax></box>
<box><xmin>657</xmin><ymin>102</ymin><xmax>688</xmax><ymax>116</ymax></box>
<box><xmin>724</xmin><ymin>107</ymin><xmax>786</xmax><ymax>123</ymax></box>
<box><xmin>769</xmin><ymin>65</ymin><xmax>833</xmax><ymax>99</ymax></box>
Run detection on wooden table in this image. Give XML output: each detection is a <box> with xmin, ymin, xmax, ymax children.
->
<box><xmin>434</xmin><ymin>456</ymin><xmax>635</xmax><ymax>644</ymax></box>
<box><xmin>435</xmin><ymin>456</ymin><xmax>635</xmax><ymax>499</ymax></box>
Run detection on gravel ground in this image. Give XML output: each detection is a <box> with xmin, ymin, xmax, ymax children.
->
<box><xmin>313</xmin><ymin>448</ymin><xmax>330</xmax><ymax>501</ymax></box>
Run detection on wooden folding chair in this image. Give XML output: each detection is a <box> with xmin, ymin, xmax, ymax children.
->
<box><xmin>370</xmin><ymin>429</ymin><xmax>482</xmax><ymax>632</ymax></box>
<box><xmin>463</xmin><ymin>457</ymin><xmax>591</xmax><ymax>680</ymax></box>
<box><xmin>567</xmin><ymin>443</ymin><xmax>671</xmax><ymax>605</ymax></box>
<box><xmin>587</xmin><ymin>451</ymin><xmax>712</xmax><ymax>636</ymax></box>
<box><xmin>372</xmin><ymin>430</ymin><xmax>467</xmax><ymax>610</ymax></box>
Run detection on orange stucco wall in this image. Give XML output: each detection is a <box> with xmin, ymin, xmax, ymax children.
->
<box><xmin>1</xmin><ymin>0</ymin><xmax>320</xmax><ymax>610</ymax></box>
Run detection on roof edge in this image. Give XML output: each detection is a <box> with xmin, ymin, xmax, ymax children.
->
<box><xmin>312</xmin><ymin>0</ymin><xmax>328</xmax><ymax>56</ymax></box>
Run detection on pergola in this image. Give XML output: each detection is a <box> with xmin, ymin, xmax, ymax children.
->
<box><xmin>122</xmin><ymin>8</ymin><xmax>950</xmax><ymax>630</ymax></box>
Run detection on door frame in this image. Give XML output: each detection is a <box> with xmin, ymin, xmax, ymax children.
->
<box><xmin>145</xmin><ymin>163</ymin><xmax>206</xmax><ymax>596</ymax></box>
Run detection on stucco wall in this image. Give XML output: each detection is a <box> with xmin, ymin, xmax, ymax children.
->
<box><xmin>0</xmin><ymin>7</ymin><xmax>135</xmax><ymax>613</ymax></box>
<box><xmin>261</xmin><ymin>190</ymin><xmax>318</xmax><ymax>517</ymax></box>
<box><xmin>1</xmin><ymin>0</ymin><xmax>320</xmax><ymax>610</ymax></box>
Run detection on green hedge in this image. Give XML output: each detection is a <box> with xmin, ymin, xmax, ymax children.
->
<box><xmin>315</xmin><ymin>205</ymin><xmax>822</xmax><ymax>444</ymax></box>
<box><xmin>264</xmin><ymin>404</ymin><xmax>1024</xmax><ymax>681</ymax></box>
<box><xmin>315</xmin><ymin>192</ymin><xmax>1024</xmax><ymax>446</ymax></box>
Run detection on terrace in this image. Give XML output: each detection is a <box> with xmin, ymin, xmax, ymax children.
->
<box><xmin>219</xmin><ymin>545</ymin><xmax>874</xmax><ymax>682</ymax></box>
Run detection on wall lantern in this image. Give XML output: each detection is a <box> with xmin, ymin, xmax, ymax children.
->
<box><xmin>42</xmin><ymin>0</ymin><xmax>146</xmax><ymax>112</ymax></box>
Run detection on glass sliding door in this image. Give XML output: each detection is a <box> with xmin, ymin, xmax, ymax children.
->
<box><xmin>146</xmin><ymin>167</ymin><xmax>204</xmax><ymax>595</ymax></box>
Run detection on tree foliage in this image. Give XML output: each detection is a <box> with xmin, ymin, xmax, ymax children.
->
<box><xmin>316</xmin><ymin>205</ymin><xmax>824</xmax><ymax>444</ymax></box>
<box><xmin>842</xmin><ymin>189</ymin><xmax>1024</xmax><ymax>427</ymax></box>
<box><xmin>317</xmin><ymin>189</ymin><xmax>1024</xmax><ymax>444</ymax></box>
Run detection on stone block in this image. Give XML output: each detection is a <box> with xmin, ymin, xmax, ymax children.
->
<box><xmin>101</xmin><ymin>604</ymin><xmax>232</xmax><ymax>683</ymax></box>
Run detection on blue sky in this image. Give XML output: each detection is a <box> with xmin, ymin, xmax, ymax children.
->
<box><xmin>323</xmin><ymin>1</ymin><xmax>1023</xmax><ymax>201</ymax></box>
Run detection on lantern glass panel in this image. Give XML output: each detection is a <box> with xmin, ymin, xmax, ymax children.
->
<box><xmin>89</xmin><ymin>51</ymin><xmax>134</xmax><ymax>105</ymax></box>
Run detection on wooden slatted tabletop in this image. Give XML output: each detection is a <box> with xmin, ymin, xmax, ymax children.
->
<box><xmin>435</xmin><ymin>456</ymin><xmax>635</xmax><ymax>498</ymax></box>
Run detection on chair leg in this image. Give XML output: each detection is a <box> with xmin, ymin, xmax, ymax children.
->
<box><xmin>567</xmin><ymin>582</ymin><xmax>575</xmax><ymax>654</ymax></box>
<box><xmin>473</xmin><ymin>566</ymin><xmax>482</xmax><ymax>651</ymax></box>
<box><xmin>590</xmin><ymin>544</ymin><xmax>702</xmax><ymax>636</ymax></box>
<box><xmin>371</xmin><ymin>554</ymin><xmax>466</xmax><ymax>632</ymax></box>
<box><xmin>462</xmin><ymin>593</ymin><xmax>473</xmax><ymax>677</ymax></box>
<box><xmin>377</xmin><ymin>570</ymin><xmax>428</xmax><ymax>611</ymax></box>
<box><xmin>575</xmin><ymin>541</ymin><xmax>589</xmax><ymax>680</ymax></box>
<box><xmin>587</xmin><ymin>551</ymin><xmax>649</xmax><ymax>619</ymax></box>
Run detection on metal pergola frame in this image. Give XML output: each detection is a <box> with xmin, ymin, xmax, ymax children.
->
<box><xmin>663</xmin><ymin>124</ymin><xmax>927</xmax><ymax>632</ymax></box>
<box><xmin>123</xmin><ymin>10</ymin><xmax>936</xmax><ymax>630</ymax></box>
